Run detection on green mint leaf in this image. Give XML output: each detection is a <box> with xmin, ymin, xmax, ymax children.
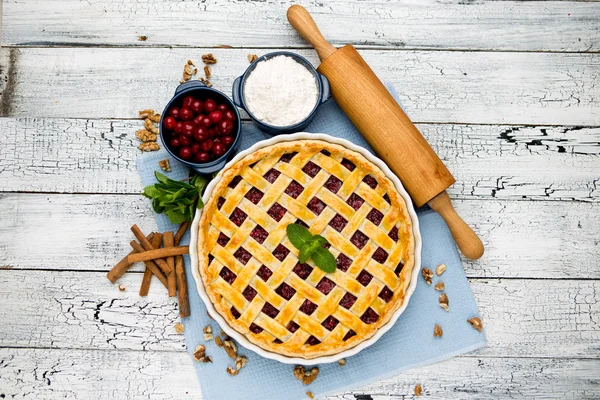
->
<box><xmin>298</xmin><ymin>245</ymin><xmax>312</xmax><ymax>263</ymax></box>
<box><xmin>312</xmin><ymin>247</ymin><xmax>337</xmax><ymax>273</ymax></box>
<box><xmin>312</xmin><ymin>235</ymin><xmax>327</xmax><ymax>246</ymax></box>
<box><xmin>142</xmin><ymin>185</ymin><xmax>160</xmax><ymax>199</ymax></box>
<box><xmin>154</xmin><ymin>171</ymin><xmax>170</xmax><ymax>184</ymax></box>
<box><xmin>286</xmin><ymin>224</ymin><xmax>313</xmax><ymax>250</ymax></box>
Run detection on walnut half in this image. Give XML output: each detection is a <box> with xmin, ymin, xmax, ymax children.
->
<box><xmin>468</xmin><ymin>317</ymin><xmax>483</xmax><ymax>332</ymax></box>
<box><xmin>421</xmin><ymin>268</ymin><xmax>433</xmax><ymax>285</ymax></box>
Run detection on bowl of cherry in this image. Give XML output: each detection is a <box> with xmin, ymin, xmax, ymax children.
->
<box><xmin>160</xmin><ymin>80</ymin><xmax>241</xmax><ymax>174</ymax></box>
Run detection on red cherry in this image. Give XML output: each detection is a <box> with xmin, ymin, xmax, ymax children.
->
<box><xmin>193</xmin><ymin>115</ymin><xmax>203</xmax><ymax>126</ymax></box>
<box><xmin>182</xmin><ymin>121</ymin><xmax>195</xmax><ymax>136</ymax></box>
<box><xmin>204</xmin><ymin>99</ymin><xmax>217</xmax><ymax>113</ymax></box>
<box><xmin>190</xmin><ymin>100</ymin><xmax>203</xmax><ymax>114</ymax></box>
<box><xmin>209</xmin><ymin>127</ymin><xmax>219</xmax><ymax>138</ymax></box>
<box><xmin>182</xmin><ymin>96</ymin><xmax>194</xmax><ymax>109</ymax></box>
<box><xmin>217</xmin><ymin>104</ymin><xmax>228</xmax><ymax>112</ymax></box>
<box><xmin>169</xmin><ymin>107</ymin><xmax>180</xmax><ymax>119</ymax></box>
<box><xmin>200</xmin><ymin>116</ymin><xmax>212</xmax><ymax>127</ymax></box>
<box><xmin>222</xmin><ymin>135</ymin><xmax>234</xmax><ymax>147</ymax></box>
<box><xmin>180</xmin><ymin>135</ymin><xmax>192</xmax><ymax>146</ymax></box>
<box><xmin>174</xmin><ymin>122</ymin><xmax>183</xmax><ymax>134</ymax></box>
<box><xmin>196</xmin><ymin>152</ymin><xmax>211</xmax><ymax>163</ymax></box>
<box><xmin>218</xmin><ymin>119</ymin><xmax>233</xmax><ymax>135</ymax></box>
<box><xmin>191</xmin><ymin>143</ymin><xmax>201</xmax><ymax>154</ymax></box>
<box><xmin>194</xmin><ymin>127</ymin><xmax>209</xmax><ymax>142</ymax></box>
<box><xmin>212</xmin><ymin>142</ymin><xmax>227</xmax><ymax>157</ymax></box>
<box><xmin>179</xmin><ymin>147</ymin><xmax>193</xmax><ymax>160</ymax></box>
<box><xmin>180</xmin><ymin>107</ymin><xmax>193</xmax><ymax>121</ymax></box>
<box><xmin>224</xmin><ymin>110</ymin><xmax>236</xmax><ymax>121</ymax></box>
<box><xmin>170</xmin><ymin>138</ymin><xmax>181</xmax><ymax>148</ymax></box>
<box><xmin>209</xmin><ymin>111</ymin><xmax>223</xmax><ymax>124</ymax></box>
<box><xmin>201</xmin><ymin>139</ymin><xmax>213</xmax><ymax>152</ymax></box>
<box><xmin>163</xmin><ymin>116</ymin><xmax>177</xmax><ymax>130</ymax></box>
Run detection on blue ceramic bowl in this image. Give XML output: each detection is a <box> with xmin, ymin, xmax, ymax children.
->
<box><xmin>232</xmin><ymin>51</ymin><xmax>330</xmax><ymax>135</ymax></box>
<box><xmin>160</xmin><ymin>80</ymin><xmax>242</xmax><ymax>175</ymax></box>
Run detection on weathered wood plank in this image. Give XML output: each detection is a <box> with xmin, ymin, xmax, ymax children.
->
<box><xmin>0</xmin><ymin>48</ymin><xmax>598</xmax><ymax>125</ymax></box>
<box><xmin>1</xmin><ymin>194</ymin><xmax>598</xmax><ymax>278</ymax></box>
<box><xmin>1</xmin><ymin>118</ymin><xmax>599</xmax><ymax>202</ymax></box>
<box><xmin>0</xmin><ymin>271</ymin><xmax>598</xmax><ymax>359</ymax></box>
<box><xmin>2</xmin><ymin>0</ymin><xmax>599</xmax><ymax>52</ymax></box>
<box><xmin>0</xmin><ymin>348</ymin><xmax>598</xmax><ymax>399</ymax></box>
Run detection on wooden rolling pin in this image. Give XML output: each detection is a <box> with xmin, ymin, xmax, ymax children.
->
<box><xmin>287</xmin><ymin>5</ymin><xmax>484</xmax><ymax>260</ymax></box>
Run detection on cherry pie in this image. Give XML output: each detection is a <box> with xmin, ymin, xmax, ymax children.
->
<box><xmin>197</xmin><ymin>140</ymin><xmax>415</xmax><ymax>358</ymax></box>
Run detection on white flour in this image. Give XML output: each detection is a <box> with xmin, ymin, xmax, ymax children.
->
<box><xmin>243</xmin><ymin>55</ymin><xmax>319</xmax><ymax>126</ymax></box>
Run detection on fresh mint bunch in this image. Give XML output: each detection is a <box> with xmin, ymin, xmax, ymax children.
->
<box><xmin>286</xmin><ymin>223</ymin><xmax>337</xmax><ymax>273</ymax></box>
<box><xmin>142</xmin><ymin>171</ymin><xmax>208</xmax><ymax>224</ymax></box>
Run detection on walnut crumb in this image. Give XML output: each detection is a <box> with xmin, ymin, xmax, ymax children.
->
<box><xmin>225</xmin><ymin>355</ymin><xmax>248</xmax><ymax>376</ymax></box>
<box><xmin>144</xmin><ymin>118</ymin><xmax>159</xmax><ymax>134</ymax></box>
<box><xmin>436</xmin><ymin>263</ymin><xmax>447</xmax><ymax>276</ymax></box>
<box><xmin>415</xmin><ymin>384</ymin><xmax>422</xmax><ymax>396</ymax></box>
<box><xmin>306</xmin><ymin>391</ymin><xmax>315</xmax><ymax>399</ymax></box>
<box><xmin>421</xmin><ymin>268</ymin><xmax>433</xmax><ymax>285</ymax></box>
<box><xmin>433</xmin><ymin>324</ymin><xmax>443</xmax><ymax>337</ymax></box>
<box><xmin>182</xmin><ymin>63</ymin><xmax>197</xmax><ymax>82</ymax></box>
<box><xmin>198</xmin><ymin>77</ymin><xmax>213</xmax><ymax>87</ymax></box>
<box><xmin>202</xmin><ymin>53</ymin><xmax>217</xmax><ymax>64</ymax></box>
<box><xmin>248</xmin><ymin>54</ymin><xmax>258</xmax><ymax>63</ymax></box>
<box><xmin>136</xmin><ymin>129</ymin><xmax>156</xmax><ymax>143</ymax></box>
<box><xmin>226</xmin><ymin>366</ymin><xmax>239</xmax><ymax>376</ymax></box>
<box><xmin>434</xmin><ymin>282</ymin><xmax>445</xmax><ymax>291</ymax></box>
<box><xmin>187</xmin><ymin>59</ymin><xmax>195</xmax><ymax>66</ymax></box>
<box><xmin>175</xmin><ymin>323</ymin><xmax>184</xmax><ymax>334</ymax></box>
<box><xmin>201</xmin><ymin>355</ymin><xmax>213</xmax><ymax>363</ymax></box>
<box><xmin>294</xmin><ymin>366</ymin><xmax>319</xmax><ymax>385</ymax></box>
<box><xmin>138</xmin><ymin>109</ymin><xmax>154</xmax><ymax>119</ymax></box>
<box><xmin>468</xmin><ymin>317</ymin><xmax>483</xmax><ymax>332</ymax></box>
<box><xmin>338</xmin><ymin>358</ymin><xmax>346</xmax><ymax>366</ymax></box>
<box><xmin>193</xmin><ymin>344</ymin><xmax>206</xmax><ymax>362</ymax></box>
<box><xmin>215</xmin><ymin>336</ymin><xmax>224</xmax><ymax>348</ymax></box>
<box><xmin>158</xmin><ymin>159</ymin><xmax>171</xmax><ymax>172</ymax></box>
<box><xmin>203</xmin><ymin>325</ymin><xmax>214</xmax><ymax>341</ymax></box>
<box><xmin>223</xmin><ymin>338</ymin><xmax>238</xmax><ymax>359</ymax></box>
<box><xmin>138</xmin><ymin>35</ymin><xmax>148</xmax><ymax>41</ymax></box>
<box><xmin>439</xmin><ymin>293</ymin><xmax>449</xmax><ymax>312</ymax></box>
<box><xmin>138</xmin><ymin>142</ymin><xmax>160</xmax><ymax>152</ymax></box>
<box><xmin>117</xmin><ymin>283</ymin><xmax>126</xmax><ymax>291</ymax></box>
<box><xmin>149</xmin><ymin>113</ymin><xmax>161</xmax><ymax>123</ymax></box>
<box><xmin>204</xmin><ymin>65</ymin><xmax>211</xmax><ymax>79</ymax></box>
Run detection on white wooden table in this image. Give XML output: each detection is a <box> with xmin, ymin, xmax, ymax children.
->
<box><xmin>1</xmin><ymin>1</ymin><xmax>599</xmax><ymax>398</ymax></box>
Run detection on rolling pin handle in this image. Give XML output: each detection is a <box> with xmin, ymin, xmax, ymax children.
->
<box><xmin>428</xmin><ymin>191</ymin><xmax>485</xmax><ymax>260</ymax></box>
<box><xmin>287</xmin><ymin>5</ymin><xmax>337</xmax><ymax>61</ymax></box>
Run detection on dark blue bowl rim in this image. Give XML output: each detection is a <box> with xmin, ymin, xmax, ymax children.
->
<box><xmin>237</xmin><ymin>51</ymin><xmax>324</xmax><ymax>130</ymax></box>
<box><xmin>159</xmin><ymin>83</ymin><xmax>242</xmax><ymax>170</ymax></box>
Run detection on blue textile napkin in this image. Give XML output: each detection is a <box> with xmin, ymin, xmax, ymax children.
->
<box><xmin>137</xmin><ymin>84</ymin><xmax>486</xmax><ymax>400</ymax></box>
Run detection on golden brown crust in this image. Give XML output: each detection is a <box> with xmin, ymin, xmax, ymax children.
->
<box><xmin>197</xmin><ymin>139</ymin><xmax>415</xmax><ymax>359</ymax></box>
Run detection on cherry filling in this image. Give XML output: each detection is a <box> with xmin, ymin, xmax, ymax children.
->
<box><xmin>276</xmin><ymin>282</ymin><xmax>297</xmax><ymax>300</ymax></box>
<box><xmin>347</xmin><ymin>193</ymin><xmax>365</xmax><ymax>211</ymax></box>
<box><xmin>343</xmin><ymin>330</ymin><xmax>356</xmax><ymax>341</ymax></box>
<box><xmin>263</xmin><ymin>168</ymin><xmax>281</xmax><ymax>184</ymax></box>
<box><xmin>329</xmin><ymin>213</ymin><xmax>348</xmax><ymax>232</ymax></box>
<box><xmin>219</xmin><ymin>267</ymin><xmax>237</xmax><ymax>284</ymax></box>
<box><xmin>244</xmin><ymin>187</ymin><xmax>264</xmax><ymax>204</ymax></box>
<box><xmin>229</xmin><ymin>207</ymin><xmax>248</xmax><ymax>227</ymax></box>
<box><xmin>217</xmin><ymin>232</ymin><xmax>230</xmax><ymax>247</ymax></box>
<box><xmin>302</xmin><ymin>161</ymin><xmax>321</xmax><ymax>178</ymax></box>
<box><xmin>362</xmin><ymin>175</ymin><xmax>378</xmax><ymax>189</ymax></box>
<box><xmin>366</xmin><ymin>208</ymin><xmax>384</xmax><ymax>226</ymax></box>
<box><xmin>295</xmin><ymin>219</ymin><xmax>309</xmax><ymax>229</ymax></box>
<box><xmin>356</xmin><ymin>270</ymin><xmax>373</xmax><ymax>286</ymax></box>
<box><xmin>233</xmin><ymin>247</ymin><xmax>252</xmax><ymax>265</ymax></box>
<box><xmin>284</xmin><ymin>180</ymin><xmax>304</xmax><ymax>199</ymax></box>
<box><xmin>336</xmin><ymin>253</ymin><xmax>352</xmax><ymax>272</ymax></box>
<box><xmin>250</xmin><ymin>225</ymin><xmax>268</xmax><ymax>244</ymax></box>
<box><xmin>394</xmin><ymin>261</ymin><xmax>404</xmax><ymax>276</ymax></box>
<box><xmin>267</xmin><ymin>202</ymin><xmax>287</xmax><ymax>222</ymax></box>
<box><xmin>274</xmin><ymin>338</ymin><xmax>283</xmax><ymax>344</ymax></box>
<box><xmin>230</xmin><ymin>306</ymin><xmax>241</xmax><ymax>319</ymax></box>
<box><xmin>320</xmin><ymin>149</ymin><xmax>331</xmax><ymax>156</ymax></box>
<box><xmin>306</xmin><ymin>197</ymin><xmax>326</xmax><ymax>215</ymax></box>
<box><xmin>286</xmin><ymin>321</ymin><xmax>300</xmax><ymax>333</ymax></box>
<box><xmin>293</xmin><ymin>262</ymin><xmax>313</xmax><ymax>279</ymax></box>
<box><xmin>339</xmin><ymin>292</ymin><xmax>357</xmax><ymax>309</ymax></box>
<box><xmin>217</xmin><ymin>197</ymin><xmax>226</xmax><ymax>210</ymax></box>
<box><xmin>324</xmin><ymin>175</ymin><xmax>342</xmax><ymax>193</ymax></box>
<box><xmin>229</xmin><ymin>175</ymin><xmax>242</xmax><ymax>189</ymax></box>
<box><xmin>360</xmin><ymin>307</ymin><xmax>380</xmax><ymax>324</ymax></box>
<box><xmin>379</xmin><ymin>286</ymin><xmax>394</xmax><ymax>302</ymax></box>
<box><xmin>249</xmin><ymin>323</ymin><xmax>264</xmax><ymax>334</ymax></box>
<box><xmin>388</xmin><ymin>226</ymin><xmax>399</xmax><ymax>242</ymax></box>
<box><xmin>262</xmin><ymin>302</ymin><xmax>280</xmax><ymax>318</ymax></box>
<box><xmin>256</xmin><ymin>265</ymin><xmax>273</xmax><ymax>281</ymax></box>
<box><xmin>242</xmin><ymin>285</ymin><xmax>257</xmax><ymax>301</ymax></box>
<box><xmin>272</xmin><ymin>244</ymin><xmax>290</xmax><ymax>261</ymax></box>
<box><xmin>372</xmin><ymin>247</ymin><xmax>389</xmax><ymax>264</ymax></box>
<box><xmin>341</xmin><ymin>158</ymin><xmax>356</xmax><ymax>171</ymax></box>
<box><xmin>350</xmin><ymin>230</ymin><xmax>369</xmax><ymax>249</ymax></box>
<box><xmin>321</xmin><ymin>316</ymin><xmax>339</xmax><ymax>331</ymax></box>
<box><xmin>279</xmin><ymin>152</ymin><xmax>298</xmax><ymax>163</ymax></box>
<box><xmin>316</xmin><ymin>277</ymin><xmax>336</xmax><ymax>295</ymax></box>
<box><xmin>383</xmin><ymin>193</ymin><xmax>391</xmax><ymax>204</ymax></box>
<box><xmin>305</xmin><ymin>335</ymin><xmax>321</xmax><ymax>346</ymax></box>
<box><xmin>299</xmin><ymin>299</ymin><xmax>318</xmax><ymax>315</ymax></box>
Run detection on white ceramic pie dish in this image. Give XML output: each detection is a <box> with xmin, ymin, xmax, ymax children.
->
<box><xmin>190</xmin><ymin>132</ymin><xmax>422</xmax><ymax>365</ymax></box>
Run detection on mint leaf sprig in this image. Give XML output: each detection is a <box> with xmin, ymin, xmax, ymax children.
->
<box><xmin>286</xmin><ymin>223</ymin><xmax>337</xmax><ymax>273</ymax></box>
<box><xmin>142</xmin><ymin>171</ymin><xmax>208</xmax><ymax>224</ymax></box>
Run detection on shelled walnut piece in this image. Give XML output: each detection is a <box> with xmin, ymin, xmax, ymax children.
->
<box><xmin>294</xmin><ymin>366</ymin><xmax>319</xmax><ymax>385</ymax></box>
<box><xmin>248</xmin><ymin>54</ymin><xmax>258</xmax><ymax>63</ymax></box>
<box><xmin>421</xmin><ymin>268</ymin><xmax>433</xmax><ymax>285</ymax></box>
<box><xmin>135</xmin><ymin>109</ymin><xmax>161</xmax><ymax>151</ymax></box>
<box><xmin>181</xmin><ymin>60</ymin><xmax>198</xmax><ymax>84</ymax></box>
<box><xmin>468</xmin><ymin>317</ymin><xmax>483</xmax><ymax>332</ymax></box>
<box><xmin>158</xmin><ymin>159</ymin><xmax>171</xmax><ymax>172</ymax></box>
<box><xmin>202</xmin><ymin>53</ymin><xmax>217</xmax><ymax>64</ymax></box>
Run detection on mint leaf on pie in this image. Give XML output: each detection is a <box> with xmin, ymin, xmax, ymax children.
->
<box><xmin>312</xmin><ymin>247</ymin><xmax>337</xmax><ymax>273</ymax></box>
<box><xmin>286</xmin><ymin>223</ymin><xmax>314</xmax><ymax>250</ymax></box>
<box><xmin>286</xmin><ymin>223</ymin><xmax>337</xmax><ymax>273</ymax></box>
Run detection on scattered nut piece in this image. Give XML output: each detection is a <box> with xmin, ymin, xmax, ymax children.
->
<box><xmin>421</xmin><ymin>268</ymin><xmax>433</xmax><ymax>285</ymax></box>
<box><xmin>198</xmin><ymin>77</ymin><xmax>213</xmax><ymax>87</ymax></box>
<box><xmin>201</xmin><ymin>355</ymin><xmax>213</xmax><ymax>363</ymax></box>
<box><xmin>415</xmin><ymin>384</ymin><xmax>422</xmax><ymax>396</ymax></box>
<box><xmin>175</xmin><ymin>323</ymin><xmax>185</xmax><ymax>334</ymax></box>
<box><xmin>144</xmin><ymin>118</ymin><xmax>159</xmax><ymax>134</ymax></box>
<box><xmin>436</xmin><ymin>263</ymin><xmax>447</xmax><ymax>276</ymax></box>
<box><xmin>226</xmin><ymin>366</ymin><xmax>239</xmax><ymax>376</ymax></box>
<box><xmin>136</xmin><ymin>129</ymin><xmax>157</xmax><ymax>142</ymax></box>
<box><xmin>215</xmin><ymin>336</ymin><xmax>224</xmax><ymax>348</ymax></box>
<box><xmin>182</xmin><ymin>62</ymin><xmax>197</xmax><ymax>83</ymax></box>
<box><xmin>434</xmin><ymin>282</ymin><xmax>445</xmax><ymax>291</ymax></box>
<box><xmin>439</xmin><ymin>293</ymin><xmax>449</xmax><ymax>312</ymax></box>
<box><xmin>203</xmin><ymin>325</ymin><xmax>214</xmax><ymax>341</ymax></box>
<box><xmin>187</xmin><ymin>59</ymin><xmax>195</xmax><ymax>66</ymax></box>
<box><xmin>149</xmin><ymin>113</ymin><xmax>161</xmax><ymax>123</ymax></box>
<box><xmin>138</xmin><ymin>142</ymin><xmax>160</xmax><ymax>152</ymax></box>
<box><xmin>306</xmin><ymin>392</ymin><xmax>315</xmax><ymax>399</ymax></box>
<box><xmin>193</xmin><ymin>344</ymin><xmax>206</xmax><ymax>362</ymax></box>
<box><xmin>204</xmin><ymin>65</ymin><xmax>211</xmax><ymax>79</ymax></box>
<box><xmin>468</xmin><ymin>317</ymin><xmax>483</xmax><ymax>332</ymax></box>
<box><xmin>235</xmin><ymin>355</ymin><xmax>248</xmax><ymax>370</ymax></box>
<box><xmin>117</xmin><ymin>283</ymin><xmax>126</xmax><ymax>291</ymax></box>
<box><xmin>223</xmin><ymin>338</ymin><xmax>238</xmax><ymax>359</ymax></box>
<box><xmin>338</xmin><ymin>358</ymin><xmax>346</xmax><ymax>366</ymax></box>
<box><xmin>433</xmin><ymin>324</ymin><xmax>443</xmax><ymax>337</ymax></box>
<box><xmin>138</xmin><ymin>35</ymin><xmax>148</xmax><ymax>41</ymax></box>
<box><xmin>202</xmin><ymin>53</ymin><xmax>217</xmax><ymax>64</ymax></box>
<box><xmin>294</xmin><ymin>366</ymin><xmax>320</xmax><ymax>385</ymax></box>
<box><xmin>158</xmin><ymin>159</ymin><xmax>171</xmax><ymax>172</ymax></box>
<box><xmin>248</xmin><ymin>54</ymin><xmax>258</xmax><ymax>63</ymax></box>
<box><xmin>138</xmin><ymin>109</ymin><xmax>154</xmax><ymax>119</ymax></box>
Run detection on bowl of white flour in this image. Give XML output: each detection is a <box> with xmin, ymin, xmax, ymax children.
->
<box><xmin>232</xmin><ymin>52</ymin><xmax>330</xmax><ymax>134</ymax></box>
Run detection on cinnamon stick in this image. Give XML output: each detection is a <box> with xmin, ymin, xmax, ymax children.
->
<box><xmin>174</xmin><ymin>221</ymin><xmax>189</xmax><ymax>246</ymax></box>
<box><xmin>107</xmin><ymin>233</ymin><xmax>154</xmax><ymax>283</ymax></box>
<box><xmin>175</xmin><ymin>255</ymin><xmax>190</xmax><ymax>317</ymax></box>
<box><xmin>139</xmin><ymin>267</ymin><xmax>153</xmax><ymax>296</ymax></box>
<box><xmin>127</xmin><ymin>246</ymin><xmax>189</xmax><ymax>263</ymax></box>
<box><xmin>131</xmin><ymin>224</ymin><xmax>173</xmax><ymax>274</ymax></box>
<box><xmin>129</xmin><ymin>240</ymin><xmax>168</xmax><ymax>287</ymax></box>
<box><xmin>164</xmin><ymin>231</ymin><xmax>177</xmax><ymax>297</ymax></box>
